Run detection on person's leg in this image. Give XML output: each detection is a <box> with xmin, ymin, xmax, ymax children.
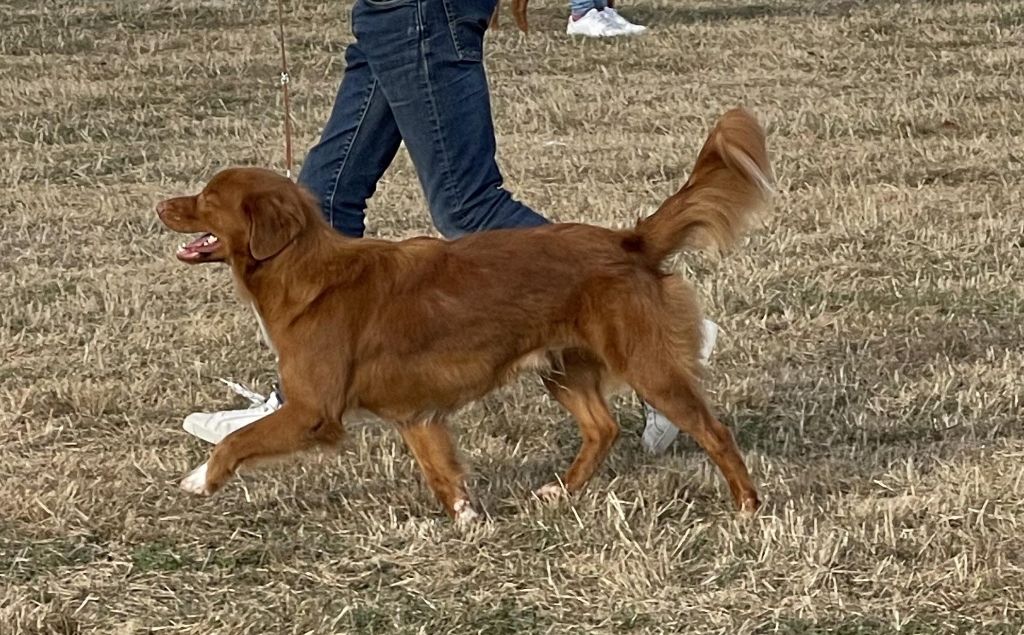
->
<box><xmin>297</xmin><ymin>40</ymin><xmax>403</xmax><ymax>237</ymax></box>
<box><xmin>353</xmin><ymin>0</ymin><xmax>547</xmax><ymax>237</ymax></box>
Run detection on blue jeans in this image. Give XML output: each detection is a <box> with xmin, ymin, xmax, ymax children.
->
<box><xmin>297</xmin><ymin>0</ymin><xmax>548</xmax><ymax>239</ymax></box>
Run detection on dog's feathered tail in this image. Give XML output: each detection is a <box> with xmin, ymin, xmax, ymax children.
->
<box><xmin>633</xmin><ymin>108</ymin><xmax>773</xmax><ymax>266</ymax></box>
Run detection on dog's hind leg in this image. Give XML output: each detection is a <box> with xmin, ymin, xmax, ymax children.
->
<box><xmin>538</xmin><ymin>351</ymin><xmax>620</xmax><ymax>499</ymax></box>
<box><xmin>180</xmin><ymin>402</ymin><xmax>341</xmax><ymax>496</ymax></box>
<box><xmin>580</xmin><ymin>276</ymin><xmax>759</xmax><ymax>512</ymax></box>
<box><xmin>624</xmin><ymin>362</ymin><xmax>760</xmax><ymax>513</ymax></box>
<box><xmin>397</xmin><ymin>417</ymin><xmax>479</xmax><ymax>524</ymax></box>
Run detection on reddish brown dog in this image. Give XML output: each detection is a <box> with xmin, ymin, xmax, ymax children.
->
<box><xmin>157</xmin><ymin>108</ymin><xmax>772</xmax><ymax>523</ymax></box>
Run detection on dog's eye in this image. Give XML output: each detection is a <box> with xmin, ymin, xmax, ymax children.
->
<box><xmin>198</xmin><ymin>191</ymin><xmax>221</xmax><ymax>213</ymax></box>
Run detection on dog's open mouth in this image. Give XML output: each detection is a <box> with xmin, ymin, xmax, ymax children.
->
<box><xmin>176</xmin><ymin>232</ymin><xmax>221</xmax><ymax>262</ymax></box>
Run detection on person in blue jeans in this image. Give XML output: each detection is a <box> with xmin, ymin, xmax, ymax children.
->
<box><xmin>182</xmin><ymin>0</ymin><xmax>709</xmax><ymax>456</ymax></box>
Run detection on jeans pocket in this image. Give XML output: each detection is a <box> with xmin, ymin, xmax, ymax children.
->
<box><xmin>441</xmin><ymin>0</ymin><xmax>496</xmax><ymax>62</ymax></box>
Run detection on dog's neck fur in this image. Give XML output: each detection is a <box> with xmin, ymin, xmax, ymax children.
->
<box><xmin>230</xmin><ymin>223</ymin><xmax>350</xmax><ymax>337</ymax></box>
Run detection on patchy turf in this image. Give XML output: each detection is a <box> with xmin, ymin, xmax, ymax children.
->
<box><xmin>2</xmin><ymin>0</ymin><xmax>1023</xmax><ymax>632</ymax></box>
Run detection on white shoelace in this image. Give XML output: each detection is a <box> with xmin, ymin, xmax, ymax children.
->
<box><xmin>217</xmin><ymin>378</ymin><xmax>266</xmax><ymax>406</ymax></box>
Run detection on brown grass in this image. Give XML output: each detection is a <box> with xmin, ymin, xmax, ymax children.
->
<box><xmin>2</xmin><ymin>0</ymin><xmax>1023</xmax><ymax>632</ymax></box>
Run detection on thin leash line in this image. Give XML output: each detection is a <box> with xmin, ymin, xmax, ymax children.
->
<box><xmin>276</xmin><ymin>0</ymin><xmax>294</xmax><ymax>179</ymax></box>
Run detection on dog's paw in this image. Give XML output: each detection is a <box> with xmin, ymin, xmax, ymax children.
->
<box><xmin>738</xmin><ymin>492</ymin><xmax>762</xmax><ymax>518</ymax></box>
<box><xmin>453</xmin><ymin>499</ymin><xmax>481</xmax><ymax>526</ymax></box>
<box><xmin>533</xmin><ymin>482</ymin><xmax>565</xmax><ymax>502</ymax></box>
<box><xmin>179</xmin><ymin>462</ymin><xmax>211</xmax><ymax>496</ymax></box>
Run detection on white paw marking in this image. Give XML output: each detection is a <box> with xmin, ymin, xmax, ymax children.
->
<box><xmin>534</xmin><ymin>482</ymin><xmax>565</xmax><ymax>501</ymax></box>
<box><xmin>179</xmin><ymin>462</ymin><xmax>211</xmax><ymax>496</ymax></box>
<box><xmin>453</xmin><ymin>499</ymin><xmax>480</xmax><ymax>526</ymax></box>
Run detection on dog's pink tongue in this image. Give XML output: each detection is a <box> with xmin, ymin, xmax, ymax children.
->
<box><xmin>191</xmin><ymin>233</ymin><xmax>215</xmax><ymax>250</ymax></box>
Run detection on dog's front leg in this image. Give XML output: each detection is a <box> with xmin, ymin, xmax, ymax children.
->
<box><xmin>397</xmin><ymin>417</ymin><xmax>479</xmax><ymax>525</ymax></box>
<box><xmin>180</xmin><ymin>401</ymin><xmax>339</xmax><ymax>496</ymax></box>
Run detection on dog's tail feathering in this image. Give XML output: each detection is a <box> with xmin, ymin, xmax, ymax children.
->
<box><xmin>634</xmin><ymin>108</ymin><xmax>773</xmax><ymax>265</ymax></box>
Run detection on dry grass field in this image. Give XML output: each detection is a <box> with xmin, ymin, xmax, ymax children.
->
<box><xmin>2</xmin><ymin>0</ymin><xmax>1023</xmax><ymax>632</ymax></box>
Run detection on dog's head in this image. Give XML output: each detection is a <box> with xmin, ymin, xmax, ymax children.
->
<box><xmin>156</xmin><ymin>167</ymin><xmax>316</xmax><ymax>265</ymax></box>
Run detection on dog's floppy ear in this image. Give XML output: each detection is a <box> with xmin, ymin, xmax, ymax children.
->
<box><xmin>244</xmin><ymin>189</ymin><xmax>306</xmax><ymax>261</ymax></box>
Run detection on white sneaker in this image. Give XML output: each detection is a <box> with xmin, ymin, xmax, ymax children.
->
<box><xmin>640</xmin><ymin>319</ymin><xmax>719</xmax><ymax>455</ymax></box>
<box><xmin>566</xmin><ymin>8</ymin><xmax>622</xmax><ymax>37</ymax></box>
<box><xmin>182</xmin><ymin>389</ymin><xmax>283</xmax><ymax>444</ymax></box>
<box><xmin>601</xmin><ymin>8</ymin><xmax>647</xmax><ymax>35</ymax></box>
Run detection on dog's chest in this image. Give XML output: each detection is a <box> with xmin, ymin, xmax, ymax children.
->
<box><xmin>251</xmin><ymin>302</ymin><xmax>278</xmax><ymax>358</ymax></box>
